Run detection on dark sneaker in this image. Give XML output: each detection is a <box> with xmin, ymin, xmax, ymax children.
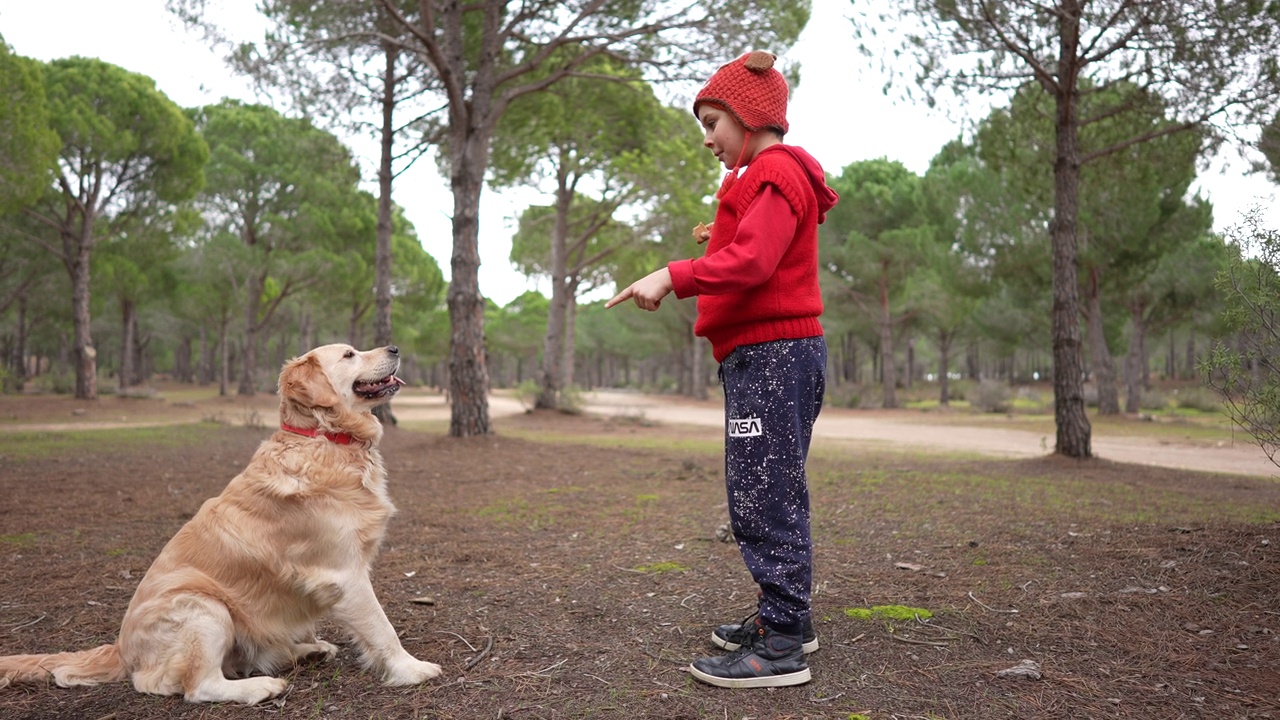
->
<box><xmin>690</xmin><ymin>618</ymin><xmax>811</xmax><ymax>688</ymax></box>
<box><xmin>712</xmin><ymin>612</ymin><xmax>818</xmax><ymax>654</ymax></box>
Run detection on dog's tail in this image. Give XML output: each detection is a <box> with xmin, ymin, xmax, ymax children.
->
<box><xmin>0</xmin><ymin>644</ymin><xmax>127</xmax><ymax>688</ymax></box>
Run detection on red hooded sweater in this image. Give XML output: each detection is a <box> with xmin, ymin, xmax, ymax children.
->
<box><xmin>668</xmin><ymin>144</ymin><xmax>840</xmax><ymax>362</ymax></box>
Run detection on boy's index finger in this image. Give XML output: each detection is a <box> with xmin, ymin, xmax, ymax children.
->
<box><xmin>605</xmin><ymin>287</ymin><xmax>633</xmax><ymax>309</ymax></box>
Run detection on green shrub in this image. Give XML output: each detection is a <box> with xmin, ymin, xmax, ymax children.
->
<box><xmin>1139</xmin><ymin>388</ymin><xmax>1169</xmax><ymax>411</ymax></box>
<box><xmin>1173</xmin><ymin>385</ymin><xmax>1223</xmax><ymax>413</ymax></box>
<box><xmin>969</xmin><ymin>380</ymin><xmax>1012</xmax><ymax>413</ymax></box>
<box><xmin>514</xmin><ymin>380</ymin><xmax>540</xmax><ymax>410</ymax></box>
<box><xmin>33</xmin><ymin>370</ymin><xmax>75</xmax><ymax>395</ymax></box>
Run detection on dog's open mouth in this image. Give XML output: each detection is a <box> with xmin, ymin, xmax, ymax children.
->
<box><xmin>353</xmin><ymin>374</ymin><xmax>405</xmax><ymax>400</ymax></box>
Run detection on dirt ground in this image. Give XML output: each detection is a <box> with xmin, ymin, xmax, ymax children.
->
<box><xmin>1</xmin><ymin>388</ymin><xmax>1279</xmax><ymax>719</ymax></box>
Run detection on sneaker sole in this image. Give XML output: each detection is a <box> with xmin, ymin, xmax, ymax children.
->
<box><xmin>712</xmin><ymin>633</ymin><xmax>819</xmax><ymax>654</ymax></box>
<box><xmin>688</xmin><ymin>663</ymin><xmax>812</xmax><ymax>689</ymax></box>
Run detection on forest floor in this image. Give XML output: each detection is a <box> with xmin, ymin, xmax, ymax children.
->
<box><xmin>0</xmin><ymin>385</ymin><xmax>1278</xmax><ymax>719</ymax></box>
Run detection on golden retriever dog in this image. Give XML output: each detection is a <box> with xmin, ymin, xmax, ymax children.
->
<box><xmin>0</xmin><ymin>344</ymin><xmax>440</xmax><ymax>704</ymax></box>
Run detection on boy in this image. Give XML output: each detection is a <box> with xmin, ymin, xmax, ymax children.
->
<box><xmin>605</xmin><ymin>50</ymin><xmax>839</xmax><ymax>688</ymax></box>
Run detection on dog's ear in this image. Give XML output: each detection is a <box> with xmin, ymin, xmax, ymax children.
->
<box><xmin>279</xmin><ymin>354</ymin><xmax>341</xmax><ymax>409</ymax></box>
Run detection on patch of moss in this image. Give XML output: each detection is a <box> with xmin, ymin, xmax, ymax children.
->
<box><xmin>634</xmin><ymin>561</ymin><xmax>686</xmax><ymax>574</ymax></box>
<box><xmin>844</xmin><ymin>604</ymin><xmax>933</xmax><ymax>622</ymax></box>
<box><xmin>0</xmin><ymin>532</ymin><xmax>38</xmax><ymax>546</ymax></box>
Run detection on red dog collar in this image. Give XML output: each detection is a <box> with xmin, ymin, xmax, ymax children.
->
<box><xmin>280</xmin><ymin>423</ymin><xmax>355</xmax><ymax>445</ymax></box>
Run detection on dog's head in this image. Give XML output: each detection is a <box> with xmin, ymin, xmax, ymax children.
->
<box><xmin>277</xmin><ymin>344</ymin><xmax>404</xmax><ymax>443</ymax></box>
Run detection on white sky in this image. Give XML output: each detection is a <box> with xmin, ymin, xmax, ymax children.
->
<box><xmin>4</xmin><ymin>0</ymin><xmax>1277</xmax><ymax>306</ymax></box>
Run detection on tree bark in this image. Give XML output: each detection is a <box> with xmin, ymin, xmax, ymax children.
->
<box><xmin>1124</xmin><ymin>302</ymin><xmax>1148</xmax><ymax>413</ymax></box>
<box><xmin>120</xmin><ymin>298</ymin><xmax>136</xmax><ymax>391</ymax></box>
<box><xmin>537</xmin><ymin>175</ymin><xmax>573</xmax><ymax>410</ymax></box>
<box><xmin>1084</xmin><ymin>265</ymin><xmax>1120</xmax><ymax>414</ymax></box>
<box><xmin>1049</xmin><ymin>0</ymin><xmax>1092</xmax><ymax>457</ymax></box>
<box><xmin>1184</xmin><ymin>330</ymin><xmax>1196</xmax><ymax>382</ymax></box>
<box><xmin>446</xmin><ymin>128</ymin><xmax>493</xmax><ymax>436</ymax></box>
<box><xmin>69</xmin><ymin>227</ymin><xmax>97</xmax><ymax>400</ymax></box>
<box><xmin>238</xmin><ymin>270</ymin><xmax>265</xmax><ymax>396</ymax></box>
<box><xmin>13</xmin><ymin>296</ymin><xmax>27</xmax><ymax>391</ymax></box>
<box><xmin>937</xmin><ymin>329</ymin><xmax>952</xmax><ymax>407</ymax></box>
<box><xmin>198</xmin><ymin>325</ymin><xmax>211</xmax><ymax>385</ymax></box>
<box><xmin>373</xmin><ymin>41</ymin><xmax>399</xmax><ymax>427</ymax></box>
<box><xmin>879</xmin><ymin>272</ymin><xmax>897</xmax><ymax>408</ymax></box>
<box><xmin>219</xmin><ymin>313</ymin><xmax>231</xmax><ymax>396</ymax></box>
<box><xmin>563</xmin><ymin>293</ymin><xmax>578</xmax><ymax>391</ymax></box>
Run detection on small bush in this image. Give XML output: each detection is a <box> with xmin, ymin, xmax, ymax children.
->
<box><xmin>1082</xmin><ymin>382</ymin><xmax>1099</xmax><ymax>408</ymax></box>
<box><xmin>969</xmin><ymin>380</ymin><xmax>1012</xmax><ymax>413</ymax></box>
<box><xmin>32</xmin><ymin>371</ymin><xmax>75</xmax><ymax>395</ymax></box>
<box><xmin>116</xmin><ymin>386</ymin><xmax>159</xmax><ymax>400</ymax></box>
<box><xmin>514</xmin><ymin>381</ymin><xmax>584</xmax><ymax>413</ymax></box>
<box><xmin>1139</xmin><ymin>388</ymin><xmax>1169</xmax><ymax>411</ymax></box>
<box><xmin>1173</xmin><ymin>385</ymin><xmax>1224</xmax><ymax>413</ymax></box>
<box><xmin>826</xmin><ymin>384</ymin><xmax>861</xmax><ymax>409</ymax></box>
<box><xmin>948</xmin><ymin>379</ymin><xmax>973</xmax><ymax>402</ymax></box>
<box><xmin>514</xmin><ymin>380</ymin><xmax>540</xmax><ymax>410</ymax></box>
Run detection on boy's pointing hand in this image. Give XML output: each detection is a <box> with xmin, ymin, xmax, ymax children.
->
<box><xmin>605</xmin><ymin>268</ymin><xmax>673</xmax><ymax>312</ymax></box>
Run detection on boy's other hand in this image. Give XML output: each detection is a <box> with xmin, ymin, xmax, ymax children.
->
<box><xmin>605</xmin><ymin>268</ymin><xmax>673</xmax><ymax>312</ymax></box>
<box><xmin>692</xmin><ymin>222</ymin><xmax>713</xmax><ymax>244</ymax></box>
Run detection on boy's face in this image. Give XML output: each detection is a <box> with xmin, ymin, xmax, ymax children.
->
<box><xmin>697</xmin><ymin>104</ymin><xmax>748</xmax><ymax>170</ymax></box>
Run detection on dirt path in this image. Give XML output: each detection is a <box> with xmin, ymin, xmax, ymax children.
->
<box><xmin>569</xmin><ymin>391</ymin><xmax>1278</xmax><ymax>478</ymax></box>
<box><xmin>6</xmin><ymin>388</ymin><xmax>1274</xmax><ymax>477</ymax></box>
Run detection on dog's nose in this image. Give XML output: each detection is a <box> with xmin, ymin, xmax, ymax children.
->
<box><xmin>387</xmin><ymin>346</ymin><xmax>399</xmax><ymax>355</ymax></box>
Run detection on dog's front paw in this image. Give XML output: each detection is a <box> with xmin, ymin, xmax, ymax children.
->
<box><xmin>383</xmin><ymin>657</ymin><xmax>442</xmax><ymax>686</ymax></box>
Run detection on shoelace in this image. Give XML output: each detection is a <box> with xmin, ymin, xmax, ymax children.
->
<box><xmin>727</xmin><ymin>611</ymin><xmax>760</xmax><ymax>642</ymax></box>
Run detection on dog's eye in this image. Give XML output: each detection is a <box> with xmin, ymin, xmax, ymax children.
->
<box><xmin>343</xmin><ymin>350</ymin><xmax>355</xmax><ymax>359</ymax></box>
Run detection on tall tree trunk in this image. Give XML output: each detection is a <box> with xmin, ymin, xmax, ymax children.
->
<box><xmin>692</xmin><ymin>322</ymin><xmax>707</xmax><ymax>401</ymax></box>
<box><xmin>1184</xmin><ymin>329</ymin><xmax>1196</xmax><ymax>381</ymax></box>
<box><xmin>937</xmin><ymin>329</ymin><xmax>951</xmax><ymax>407</ymax></box>
<box><xmin>134</xmin><ymin>331</ymin><xmax>149</xmax><ymax>386</ymax></box>
<box><xmin>1049</xmin><ymin>3</ymin><xmax>1092</xmax><ymax>457</ymax></box>
<box><xmin>198</xmin><ymin>325</ymin><xmax>211</xmax><ymax>385</ymax></box>
<box><xmin>563</xmin><ymin>291</ymin><xmax>578</xmax><ymax>391</ymax></box>
<box><xmin>374</xmin><ymin>43</ymin><xmax>397</xmax><ymax>350</ymax></box>
<box><xmin>238</xmin><ymin>270</ymin><xmax>264</xmax><ymax>396</ymax></box>
<box><xmin>176</xmin><ymin>336</ymin><xmax>192</xmax><ymax>383</ymax></box>
<box><xmin>69</xmin><ymin>228</ymin><xmax>97</xmax><ymax>400</ymax></box>
<box><xmin>12</xmin><ymin>296</ymin><xmax>27</xmax><ymax>391</ymax></box>
<box><xmin>537</xmin><ymin>177</ymin><xmax>572</xmax><ymax>410</ymax></box>
<box><xmin>1084</xmin><ymin>265</ymin><xmax>1120</xmax><ymax>414</ymax></box>
<box><xmin>299</xmin><ymin>309</ymin><xmax>313</xmax><ymax>356</ymax></box>
<box><xmin>218</xmin><ymin>319</ymin><xmax>230</xmax><ymax>397</ymax></box>
<box><xmin>373</xmin><ymin>41</ymin><xmax>399</xmax><ymax>426</ymax></box>
<box><xmin>879</xmin><ymin>274</ymin><xmax>897</xmax><ymax>408</ymax></box>
<box><xmin>348</xmin><ymin>303</ymin><xmax>362</xmax><ymax>347</ymax></box>
<box><xmin>905</xmin><ymin>336</ymin><xmax>915</xmax><ymax>389</ymax></box>
<box><xmin>1124</xmin><ymin>302</ymin><xmax>1148</xmax><ymax>414</ymax></box>
<box><xmin>446</xmin><ymin>128</ymin><xmax>492</xmax><ymax>436</ymax></box>
<box><xmin>120</xmin><ymin>298</ymin><xmax>136</xmax><ymax>391</ymax></box>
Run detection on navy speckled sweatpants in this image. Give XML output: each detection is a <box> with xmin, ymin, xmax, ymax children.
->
<box><xmin>719</xmin><ymin>335</ymin><xmax>826</xmax><ymax>636</ymax></box>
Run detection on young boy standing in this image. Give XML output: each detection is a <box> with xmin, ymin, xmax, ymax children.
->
<box><xmin>605</xmin><ymin>50</ymin><xmax>839</xmax><ymax>688</ymax></box>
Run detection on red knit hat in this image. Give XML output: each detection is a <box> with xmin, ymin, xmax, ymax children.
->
<box><xmin>693</xmin><ymin>51</ymin><xmax>789</xmax><ymax>135</ymax></box>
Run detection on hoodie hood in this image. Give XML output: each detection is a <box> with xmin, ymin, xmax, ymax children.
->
<box><xmin>757</xmin><ymin>144</ymin><xmax>840</xmax><ymax>224</ymax></box>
